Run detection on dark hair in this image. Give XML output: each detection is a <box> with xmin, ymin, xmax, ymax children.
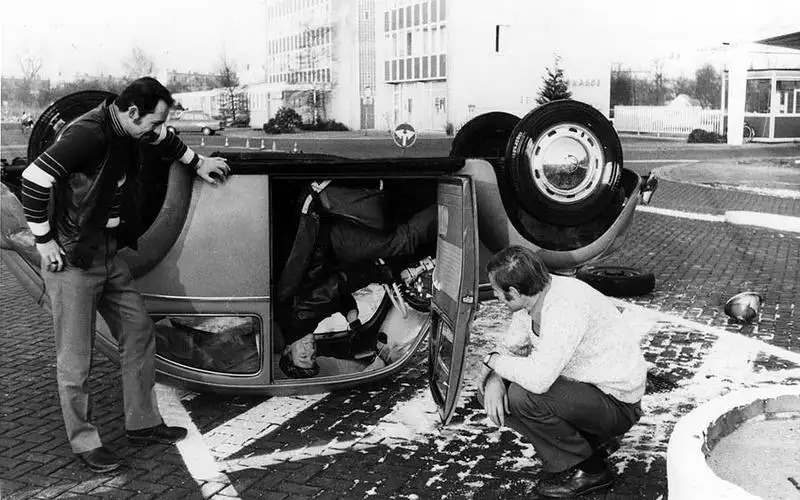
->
<box><xmin>115</xmin><ymin>77</ymin><xmax>174</xmax><ymax>116</ymax></box>
<box><xmin>486</xmin><ymin>245</ymin><xmax>551</xmax><ymax>298</ymax></box>
<box><xmin>279</xmin><ymin>349</ymin><xmax>320</xmax><ymax>379</ymax></box>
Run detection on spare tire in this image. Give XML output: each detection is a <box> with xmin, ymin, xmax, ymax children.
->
<box><xmin>576</xmin><ymin>266</ymin><xmax>655</xmax><ymax>297</ymax></box>
<box><xmin>505</xmin><ymin>100</ymin><xmax>622</xmax><ymax>226</ymax></box>
<box><xmin>450</xmin><ymin>111</ymin><xmax>519</xmax><ymax>158</ymax></box>
<box><xmin>28</xmin><ymin>90</ymin><xmax>116</xmax><ymax>161</ymax></box>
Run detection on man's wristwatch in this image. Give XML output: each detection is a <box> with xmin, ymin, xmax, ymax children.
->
<box><xmin>482</xmin><ymin>351</ymin><xmax>499</xmax><ymax>369</ymax></box>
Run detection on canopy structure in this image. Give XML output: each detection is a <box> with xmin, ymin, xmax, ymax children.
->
<box><xmin>724</xmin><ymin>30</ymin><xmax>800</xmax><ymax>144</ymax></box>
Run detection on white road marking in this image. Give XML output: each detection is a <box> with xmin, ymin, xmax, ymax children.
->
<box><xmin>635</xmin><ymin>205</ymin><xmax>725</xmax><ymax>222</ymax></box>
<box><xmin>155</xmin><ymin>384</ymin><xmax>238</xmax><ymax>490</ymax></box>
<box><xmin>612</xmin><ymin>299</ymin><xmax>800</xmax><ymax>365</ymax></box>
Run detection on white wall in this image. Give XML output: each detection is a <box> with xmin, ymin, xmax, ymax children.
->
<box><xmin>446</xmin><ymin>0</ymin><xmax>612</xmax><ymax>128</ymax></box>
<box><xmin>330</xmin><ymin>0</ymin><xmax>361</xmax><ymax>129</ymax></box>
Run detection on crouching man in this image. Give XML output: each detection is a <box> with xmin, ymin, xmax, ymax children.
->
<box><xmin>479</xmin><ymin>246</ymin><xmax>646</xmax><ymax>498</ymax></box>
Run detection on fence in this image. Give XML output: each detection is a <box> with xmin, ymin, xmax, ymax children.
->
<box><xmin>613</xmin><ymin>106</ymin><xmax>724</xmax><ymax>136</ymax></box>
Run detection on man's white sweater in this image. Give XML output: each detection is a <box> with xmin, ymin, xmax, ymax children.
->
<box><xmin>488</xmin><ymin>275</ymin><xmax>647</xmax><ymax>404</ymax></box>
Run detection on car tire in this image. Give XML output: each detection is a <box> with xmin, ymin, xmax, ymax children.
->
<box><xmin>575</xmin><ymin>266</ymin><xmax>655</xmax><ymax>297</ymax></box>
<box><xmin>202</xmin><ymin>127</ymin><xmax>213</xmax><ymax>136</ymax></box>
<box><xmin>505</xmin><ymin>100</ymin><xmax>622</xmax><ymax>226</ymax></box>
<box><xmin>28</xmin><ymin>90</ymin><xmax>116</xmax><ymax>161</ymax></box>
<box><xmin>450</xmin><ymin>111</ymin><xmax>519</xmax><ymax>158</ymax></box>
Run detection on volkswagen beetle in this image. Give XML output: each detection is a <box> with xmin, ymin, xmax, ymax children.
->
<box><xmin>0</xmin><ymin>91</ymin><xmax>656</xmax><ymax>423</ymax></box>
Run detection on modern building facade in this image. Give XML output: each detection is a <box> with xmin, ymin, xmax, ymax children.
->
<box><xmin>219</xmin><ymin>0</ymin><xmax>614</xmax><ymax>132</ymax></box>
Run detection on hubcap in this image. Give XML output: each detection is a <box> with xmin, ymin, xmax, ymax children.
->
<box><xmin>524</xmin><ymin>122</ymin><xmax>607</xmax><ymax>204</ymax></box>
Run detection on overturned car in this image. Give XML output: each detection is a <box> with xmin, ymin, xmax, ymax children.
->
<box><xmin>0</xmin><ymin>91</ymin><xmax>656</xmax><ymax>423</ymax></box>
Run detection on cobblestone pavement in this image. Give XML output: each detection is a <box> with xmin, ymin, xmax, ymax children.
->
<box><xmin>2</xmin><ymin>173</ymin><xmax>800</xmax><ymax>499</ymax></box>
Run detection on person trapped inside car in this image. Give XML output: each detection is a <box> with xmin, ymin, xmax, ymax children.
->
<box><xmin>277</xmin><ymin>179</ymin><xmax>437</xmax><ymax>378</ymax></box>
<box><xmin>19</xmin><ymin>77</ymin><xmax>230</xmax><ymax>473</ymax></box>
<box><xmin>479</xmin><ymin>245</ymin><xmax>646</xmax><ymax>498</ymax></box>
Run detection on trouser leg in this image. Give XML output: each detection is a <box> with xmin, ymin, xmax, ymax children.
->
<box><xmin>97</xmin><ymin>254</ymin><xmax>161</xmax><ymax>432</ymax></box>
<box><xmin>504</xmin><ymin>378</ymin><xmax>640</xmax><ymax>473</ymax></box>
<box><xmin>329</xmin><ymin>204</ymin><xmax>437</xmax><ymax>264</ymax></box>
<box><xmin>43</xmin><ymin>264</ymin><xmax>104</xmax><ymax>454</ymax></box>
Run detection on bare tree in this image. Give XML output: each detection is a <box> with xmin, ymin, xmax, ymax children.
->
<box><xmin>651</xmin><ymin>58</ymin><xmax>666</xmax><ymax>105</ymax></box>
<box><xmin>123</xmin><ymin>47</ymin><xmax>155</xmax><ymax>79</ymax></box>
<box><xmin>215</xmin><ymin>51</ymin><xmax>245</xmax><ymax>123</ymax></box>
<box><xmin>18</xmin><ymin>53</ymin><xmax>43</xmax><ymax>81</ymax></box>
<box><xmin>287</xmin><ymin>24</ymin><xmax>332</xmax><ymax>124</ymax></box>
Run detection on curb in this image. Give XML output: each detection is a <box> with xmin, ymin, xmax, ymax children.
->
<box><xmin>667</xmin><ymin>387</ymin><xmax>800</xmax><ymax>500</ymax></box>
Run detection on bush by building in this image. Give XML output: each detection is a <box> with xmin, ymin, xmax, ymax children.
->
<box><xmin>687</xmin><ymin>128</ymin><xmax>726</xmax><ymax>143</ymax></box>
<box><xmin>299</xmin><ymin>118</ymin><xmax>349</xmax><ymax>132</ymax></box>
<box><xmin>262</xmin><ymin>107</ymin><xmax>303</xmax><ymax>134</ymax></box>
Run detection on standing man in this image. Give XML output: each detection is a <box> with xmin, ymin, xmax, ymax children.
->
<box><xmin>480</xmin><ymin>246</ymin><xmax>646</xmax><ymax>498</ymax></box>
<box><xmin>20</xmin><ymin>77</ymin><xmax>230</xmax><ymax>473</ymax></box>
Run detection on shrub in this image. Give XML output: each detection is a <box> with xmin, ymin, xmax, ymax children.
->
<box><xmin>299</xmin><ymin>118</ymin><xmax>349</xmax><ymax>131</ymax></box>
<box><xmin>262</xmin><ymin>107</ymin><xmax>303</xmax><ymax>134</ymax></box>
<box><xmin>444</xmin><ymin>122</ymin><xmax>454</xmax><ymax>136</ymax></box>
<box><xmin>687</xmin><ymin>128</ymin><xmax>725</xmax><ymax>143</ymax></box>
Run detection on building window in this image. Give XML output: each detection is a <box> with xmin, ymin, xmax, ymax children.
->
<box><xmin>407</xmin><ymin>32</ymin><xmax>413</xmax><ymax>55</ymax></box>
<box><xmin>439</xmin><ymin>53</ymin><xmax>446</xmax><ymax>78</ymax></box>
<box><xmin>430</xmin><ymin>54</ymin><xmax>437</xmax><ymax>78</ymax></box>
<box><xmin>422</xmin><ymin>55</ymin><xmax>429</xmax><ymax>78</ymax></box>
<box><xmin>385</xmin><ymin>10</ymin><xmax>389</xmax><ymax>31</ymax></box>
<box><xmin>414</xmin><ymin>3</ymin><xmax>420</xmax><ymax>25</ymax></box>
<box><xmin>422</xmin><ymin>0</ymin><xmax>428</xmax><ymax>23</ymax></box>
<box><xmin>392</xmin><ymin>9</ymin><xmax>397</xmax><ymax>30</ymax></box>
<box><xmin>745</xmin><ymin>79</ymin><xmax>771</xmax><ymax>114</ymax></box>
<box><xmin>408</xmin><ymin>98</ymin><xmax>412</xmax><ymax>113</ymax></box>
<box><xmin>431</xmin><ymin>0</ymin><xmax>438</xmax><ymax>22</ymax></box>
<box><xmin>777</xmin><ymin>80</ymin><xmax>800</xmax><ymax>114</ymax></box>
<box><xmin>385</xmin><ymin>60</ymin><xmax>391</xmax><ymax>81</ymax></box>
<box><xmin>439</xmin><ymin>0</ymin><xmax>445</xmax><ymax>21</ymax></box>
<box><xmin>407</xmin><ymin>58</ymin><xmax>413</xmax><ymax>80</ymax></box>
<box><xmin>398</xmin><ymin>7</ymin><xmax>404</xmax><ymax>28</ymax></box>
<box><xmin>414</xmin><ymin>57</ymin><xmax>420</xmax><ymax>79</ymax></box>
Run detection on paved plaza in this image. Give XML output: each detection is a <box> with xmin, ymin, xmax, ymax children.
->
<box><xmin>2</xmin><ymin>155</ymin><xmax>799</xmax><ymax>499</ymax></box>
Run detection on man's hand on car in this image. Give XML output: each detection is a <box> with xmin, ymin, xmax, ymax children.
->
<box><xmin>196</xmin><ymin>156</ymin><xmax>230</xmax><ymax>185</ymax></box>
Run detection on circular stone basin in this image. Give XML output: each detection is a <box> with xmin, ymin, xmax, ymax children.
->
<box><xmin>707</xmin><ymin>414</ymin><xmax>800</xmax><ymax>499</ymax></box>
<box><xmin>667</xmin><ymin>388</ymin><xmax>800</xmax><ymax>499</ymax></box>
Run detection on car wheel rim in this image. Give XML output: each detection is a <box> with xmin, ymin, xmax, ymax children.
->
<box><xmin>526</xmin><ymin>122</ymin><xmax>607</xmax><ymax>205</ymax></box>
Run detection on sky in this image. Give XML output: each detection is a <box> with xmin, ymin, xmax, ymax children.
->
<box><xmin>1</xmin><ymin>0</ymin><xmax>799</xmax><ymax>82</ymax></box>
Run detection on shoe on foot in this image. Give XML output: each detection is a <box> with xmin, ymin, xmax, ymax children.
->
<box><xmin>536</xmin><ymin>466</ymin><xmax>614</xmax><ymax>498</ymax></box>
<box><xmin>77</xmin><ymin>446</ymin><xmax>122</xmax><ymax>473</ymax></box>
<box><xmin>127</xmin><ymin>423</ymin><xmax>187</xmax><ymax>444</ymax></box>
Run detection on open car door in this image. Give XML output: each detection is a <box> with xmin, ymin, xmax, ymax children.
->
<box><xmin>428</xmin><ymin>176</ymin><xmax>479</xmax><ymax>424</ymax></box>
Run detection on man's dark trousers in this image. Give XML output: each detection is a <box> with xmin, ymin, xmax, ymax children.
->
<box><xmin>43</xmin><ymin>232</ymin><xmax>162</xmax><ymax>454</ymax></box>
<box><xmin>499</xmin><ymin>377</ymin><xmax>641</xmax><ymax>473</ymax></box>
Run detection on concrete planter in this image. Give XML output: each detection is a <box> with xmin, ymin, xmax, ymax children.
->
<box><xmin>667</xmin><ymin>387</ymin><xmax>800</xmax><ymax>499</ymax></box>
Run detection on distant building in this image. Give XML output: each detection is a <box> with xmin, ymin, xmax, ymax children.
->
<box><xmin>164</xmin><ymin>70</ymin><xmax>220</xmax><ymax>92</ymax></box>
<box><xmin>1</xmin><ymin>76</ymin><xmax>51</xmax><ymax>97</ymax></box>
<box><xmin>244</xmin><ymin>0</ymin><xmax>613</xmax><ymax>131</ymax></box>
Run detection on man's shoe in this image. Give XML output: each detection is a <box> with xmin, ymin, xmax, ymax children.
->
<box><xmin>127</xmin><ymin>423</ymin><xmax>187</xmax><ymax>444</ymax></box>
<box><xmin>77</xmin><ymin>446</ymin><xmax>122</xmax><ymax>473</ymax></box>
<box><xmin>536</xmin><ymin>466</ymin><xmax>614</xmax><ymax>498</ymax></box>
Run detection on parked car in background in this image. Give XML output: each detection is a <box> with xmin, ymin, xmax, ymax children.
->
<box><xmin>166</xmin><ymin>110</ymin><xmax>224</xmax><ymax>135</ymax></box>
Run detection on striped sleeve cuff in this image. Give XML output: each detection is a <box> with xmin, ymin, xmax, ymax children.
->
<box><xmin>181</xmin><ymin>149</ymin><xmax>200</xmax><ymax>170</ymax></box>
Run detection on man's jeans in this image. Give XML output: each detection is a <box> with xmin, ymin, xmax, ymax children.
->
<box><xmin>481</xmin><ymin>377</ymin><xmax>642</xmax><ymax>473</ymax></box>
<box><xmin>43</xmin><ymin>233</ymin><xmax>162</xmax><ymax>453</ymax></box>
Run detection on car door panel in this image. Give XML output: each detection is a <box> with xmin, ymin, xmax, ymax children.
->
<box><xmin>428</xmin><ymin>175</ymin><xmax>479</xmax><ymax>424</ymax></box>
